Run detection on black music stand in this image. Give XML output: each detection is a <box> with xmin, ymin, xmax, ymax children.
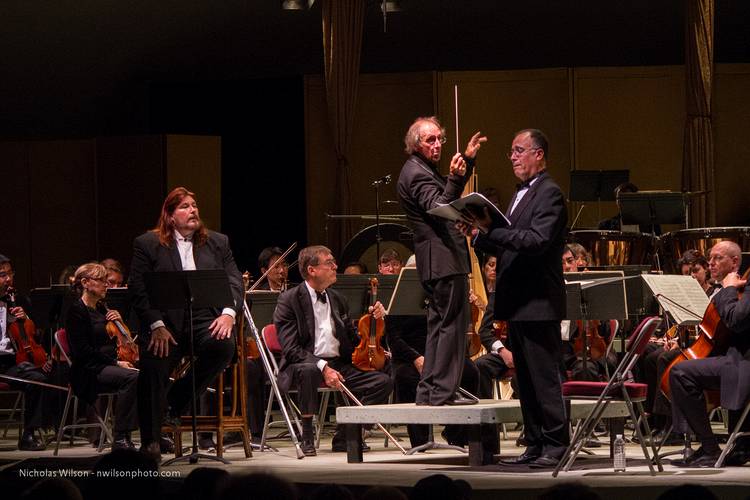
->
<box><xmin>569</xmin><ymin>170</ymin><xmax>630</xmax><ymax>227</ymax></box>
<box><xmin>145</xmin><ymin>270</ymin><xmax>233</xmax><ymax>466</ymax></box>
<box><xmin>245</xmin><ymin>290</ymin><xmax>280</xmax><ymax>329</ymax></box>
<box><xmin>565</xmin><ymin>273</ymin><xmax>628</xmax><ymax>380</ymax></box>
<box><xmin>332</xmin><ymin>274</ymin><xmax>398</xmax><ymax>318</ymax></box>
<box><xmin>385</xmin><ymin>268</ymin><xmax>427</xmax><ymax>316</ymax></box>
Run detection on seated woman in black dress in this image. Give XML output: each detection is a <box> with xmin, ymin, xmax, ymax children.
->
<box><xmin>65</xmin><ymin>262</ymin><xmax>138</xmax><ymax>450</ymax></box>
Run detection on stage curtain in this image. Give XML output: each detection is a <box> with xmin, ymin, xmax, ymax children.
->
<box><xmin>322</xmin><ymin>0</ymin><xmax>365</xmax><ymax>254</ymax></box>
<box><xmin>682</xmin><ymin>0</ymin><xmax>715</xmax><ymax>227</ymax></box>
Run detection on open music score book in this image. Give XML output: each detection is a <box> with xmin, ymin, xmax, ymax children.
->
<box><xmin>641</xmin><ymin>274</ymin><xmax>709</xmax><ymax>325</ymax></box>
<box><xmin>427</xmin><ymin>192</ymin><xmax>510</xmax><ymax>228</ymax></box>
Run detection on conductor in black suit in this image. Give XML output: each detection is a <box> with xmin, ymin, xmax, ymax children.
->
<box><xmin>273</xmin><ymin>245</ymin><xmax>392</xmax><ymax>456</ymax></box>
<box><xmin>397</xmin><ymin>116</ymin><xmax>486</xmax><ymax>406</ymax></box>
<box><xmin>461</xmin><ymin>129</ymin><xmax>569</xmax><ymax>467</ymax></box>
<box><xmin>128</xmin><ymin>187</ymin><xmax>243</xmax><ymax>458</ymax></box>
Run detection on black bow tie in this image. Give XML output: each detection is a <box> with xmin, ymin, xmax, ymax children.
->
<box><xmin>315</xmin><ymin>291</ymin><xmax>327</xmax><ymax>304</ymax></box>
<box><xmin>516</xmin><ymin>172</ymin><xmax>543</xmax><ymax>191</ymax></box>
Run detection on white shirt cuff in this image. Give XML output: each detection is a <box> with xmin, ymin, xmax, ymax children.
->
<box><xmin>316</xmin><ymin>359</ymin><xmax>328</xmax><ymax>371</ymax></box>
<box><xmin>221</xmin><ymin>308</ymin><xmax>237</xmax><ymax>321</ymax></box>
<box><xmin>150</xmin><ymin>320</ymin><xmax>166</xmax><ymax>331</ymax></box>
<box><xmin>491</xmin><ymin>340</ymin><xmax>504</xmax><ymax>353</ymax></box>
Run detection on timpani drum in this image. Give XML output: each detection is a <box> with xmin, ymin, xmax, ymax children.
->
<box><xmin>660</xmin><ymin>227</ymin><xmax>750</xmax><ymax>273</ymax></box>
<box><xmin>568</xmin><ymin>230</ymin><xmax>654</xmax><ymax>267</ymax></box>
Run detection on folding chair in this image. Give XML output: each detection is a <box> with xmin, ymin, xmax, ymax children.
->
<box><xmin>259</xmin><ymin>324</ymin><xmax>337</xmax><ymax>450</ymax></box>
<box><xmin>715</xmin><ymin>396</ymin><xmax>750</xmax><ymax>467</ymax></box>
<box><xmin>553</xmin><ymin>316</ymin><xmax>664</xmax><ymax>476</ymax></box>
<box><xmin>53</xmin><ymin>329</ymin><xmax>116</xmax><ymax>455</ymax></box>
<box><xmin>0</xmin><ymin>383</ymin><xmax>24</xmax><ymax>438</ymax></box>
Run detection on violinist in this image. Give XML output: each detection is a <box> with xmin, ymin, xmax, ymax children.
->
<box><xmin>256</xmin><ymin>246</ymin><xmax>291</xmax><ymax>291</ymax></box>
<box><xmin>101</xmin><ymin>258</ymin><xmax>125</xmax><ymax>288</ymax></box>
<box><xmin>385</xmin><ymin>250</ymin><xmax>480</xmax><ymax>448</ymax></box>
<box><xmin>0</xmin><ymin>254</ymin><xmax>52</xmax><ymax>451</ymax></box>
<box><xmin>273</xmin><ymin>245</ymin><xmax>392</xmax><ymax>456</ymax></box>
<box><xmin>65</xmin><ymin>263</ymin><xmax>138</xmax><ymax>451</ymax></box>
<box><xmin>473</xmin><ymin>255</ymin><xmax>515</xmax><ymax>399</ymax></box>
<box><xmin>670</xmin><ymin>241</ymin><xmax>750</xmax><ymax>467</ymax></box>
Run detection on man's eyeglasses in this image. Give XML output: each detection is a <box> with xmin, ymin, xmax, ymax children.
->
<box><xmin>506</xmin><ymin>146</ymin><xmax>541</xmax><ymax>159</ymax></box>
<box><xmin>379</xmin><ymin>260</ymin><xmax>401</xmax><ymax>269</ymax></box>
<box><xmin>422</xmin><ymin>135</ymin><xmax>447</xmax><ymax>145</ymax></box>
<box><xmin>0</xmin><ymin>271</ymin><xmax>14</xmax><ymax>280</ymax></box>
<box><xmin>316</xmin><ymin>258</ymin><xmax>337</xmax><ymax>268</ymax></box>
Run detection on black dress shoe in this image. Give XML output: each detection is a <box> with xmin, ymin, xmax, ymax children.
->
<box><xmin>724</xmin><ymin>446</ymin><xmax>750</xmax><ymax>466</ymax></box>
<box><xmin>499</xmin><ymin>451</ymin><xmax>541</xmax><ymax>465</ymax></box>
<box><xmin>159</xmin><ymin>434</ymin><xmax>175</xmax><ymax>454</ymax></box>
<box><xmin>18</xmin><ymin>433</ymin><xmax>46</xmax><ymax>451</ymax></box>
<box><xmin>529</xmin><ymin>454</ymin><xmax>562</xmax><ymax>468</ymax></box>
<box><xmin>300</xmin><ymin>439</ymin><xmax>317</xmax><ymax>457</ymax></box>
<box><xmin>444</xmin><ymin>394</ymin><xmax>478</xmax><ymax>406</ymax></box>
<box><xmin>198</xmin><ymin>435</ymin><xmax>217</xmax><ymax>451</ymax></box>
<box><xmin>112</xmin><ymin>437</ymin><xmax>136</xmax><ymax>451</ymax></box>
<box><xmin>672</xmin><ymin>446</ymin><xmax>720</xmax><ymax>468</ymax></box>
<box><xmin>140</xmin><ymin>442</ymin><xmax>162</xmax><ymax>463</ymax></box>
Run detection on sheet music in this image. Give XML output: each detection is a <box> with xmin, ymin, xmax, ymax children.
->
<box><xmin>641</xmin><ymin>274</ymin><xmax>709</xmax><ymax>325</ymax></box>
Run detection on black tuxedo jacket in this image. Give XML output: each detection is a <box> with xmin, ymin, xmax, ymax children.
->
<box><xmin>128</xmin><ymin>230</ymin><xmax>243</xmax><ymax>335</ymax></box>
<box><xmin>273</xmin><ymin>284</ymin><xmax>357</xmax><ymax>392</ymax></box>
<box><xmin>397</xmin><ymin>153</ymin><xmax>473</xmax><ymax>283</ymax></box>
<box><xmin>476</xmin><ymin>171</ymin><xmax>567</xmax><ymax>322</ymax></box>
<box><xmin>712</xmin><ymin>285</ymin><xmax>750</xmax><ymax>409</ymax></box>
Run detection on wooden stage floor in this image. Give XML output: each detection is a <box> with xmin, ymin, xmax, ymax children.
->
<box><xmin>1</xmin><ymin>424</ymin><xmax>749</xmax><ymax>500</ymax></box>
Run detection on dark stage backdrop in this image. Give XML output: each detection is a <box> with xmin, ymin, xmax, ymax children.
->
<box><xmin>148</xmin><ymin>77</ymin><xmax>306</xmax><ymax>280</ymax></box>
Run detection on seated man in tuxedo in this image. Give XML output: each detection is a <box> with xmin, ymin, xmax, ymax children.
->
<box><xmin>128</xmin><ymin>187</ymin><xmax>244</xmax><ymax>460</ymax></box>
<box><xmin>273</xmin><ymin>245</ymin><xmax>392</xmax><ymax>456</ymax></box>
<box><xmin>670</xmin><ymin>241</ymin><xmax>750</xmax><ymax>467</ymax></box>
<box><xmin>0</xmin><ymin>254</ymin><xmax>54</xmax><ymax>451</ymax></box>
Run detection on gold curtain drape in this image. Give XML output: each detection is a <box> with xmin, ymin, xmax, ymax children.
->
<box><xmin>682</xmin><ymin>0</ymin><xmax>715</xmax><ymax>227</ymax></box>
<box><xmin>322</xmin><ymin>0</ymin><xmax>365</xmax><ymax>255</ymax></box>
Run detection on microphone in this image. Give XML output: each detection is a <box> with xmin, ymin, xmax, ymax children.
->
<box><xmin>371</xmin><ymin>174</ymin><xmax>392</xmax><ymax>187</ymax></box>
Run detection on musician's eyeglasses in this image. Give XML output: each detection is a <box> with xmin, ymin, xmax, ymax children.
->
<box><xmin>422</xmin><ymin>135</ymin><xmax>447</xmax><ymax>145</ymax></box>
<box><xmin>0</xmin><ymin>271</ymin><xmax>14</xmax><ymax>279</ymax></box>
<box><xmin>316</xmin><ymin>258</ymin><xmax>337</xmax><ymax>269</ymax></box>
<box><xmin>379</xmin><ymin>260</ymin><xmax>402</xmax><ymax>270</ymax></box>
<box><xmin>506</xmin><ymin>146</ymin><xmax>540</xmax><ymax>159</ymax></box>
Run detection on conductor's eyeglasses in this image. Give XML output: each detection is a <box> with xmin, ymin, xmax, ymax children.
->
<box><xmin>422</xmin><ymin>135</ymin><xmax>447</xmax><ymax>145</ymax></box>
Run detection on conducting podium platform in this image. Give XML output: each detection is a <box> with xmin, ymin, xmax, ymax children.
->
<box><xmin>337</xmin><ymin>399</ymin><xmax>629</xmax><ymax>466</ymax></box>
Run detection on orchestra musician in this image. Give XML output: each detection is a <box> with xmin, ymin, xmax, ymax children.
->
<box><xmin>128</xmin><ymin>187</ymin><xmax>244</xmax><ymax>460</ymax></box>
<box><xmin>384</xmin><ymin>249</ymin><xmax>480</xmax><ymax>448</ymax></box>
<box><xmin>0</xmin><ymin>254</ymin><xmax>52</xmax><ymax>451</ymax></box>
<box><xmin>343</xmin><ymin>262</ymin><xmax>368</xmax><ymax>275</ymax></box>
<box><xmin>256</xmin><ymin>246</ymin><xmax>291</xmax><ymax>291</ymax></box>
<box><xmin>65</xmin><ymin>262</ymin><xmax>138</xmax><ymax>450</ymax></box>
<box><xmin>460</xmin><ymin>129</ymin><xmax>569</xmax><ymax>467</ymax></box>
<box><xmin>101</xmin><ymin>258</ymin><xmax>126</xmax><ymax>288</ymax></box>
<box><xmin>396</xmin><ymin>115</ymin><xmax>486</xmax><ymax>406</ymax></box>
<box><xmin>273</xmin><ymin>245</ymin><xmax>392</xmax><ymax>456</ymax></box>
<box><xmin>670</xmin><ymin>241</ymin><xmax>750</xmax><ymax>467</ymax></box>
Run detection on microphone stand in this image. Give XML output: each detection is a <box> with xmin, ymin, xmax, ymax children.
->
<box><xmin>371</xmin><ymin>175</ymin><xmax>391</xmax><ymax>263</ymax></box>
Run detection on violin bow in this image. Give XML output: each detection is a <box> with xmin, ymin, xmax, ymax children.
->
<box><xmin>248</xmin><ymin>242</ymin><xmax>297</xmax><ymax>292</ymax></box>
<box><xmin>338</xmin><ymin>382</ymin><xmax>407</xmax><ymax>454</ymax></box>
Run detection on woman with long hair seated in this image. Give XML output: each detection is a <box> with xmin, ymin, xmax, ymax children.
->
<box><xmin>65</xmin><ymin>262</ymin><xmax>138</xmax><ymax>450</ymax></box>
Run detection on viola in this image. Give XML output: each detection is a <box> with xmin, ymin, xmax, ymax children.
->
<box><xmin>352</xmin><ymin>277</ymin><xmax>386</xmax><ymax>371</ymax></box>
<box><xmin>3</xmin><ymin>287</ymin><xmax>47</xmax><ymax>367</ymax></box>
<box><xmin>573</xmin><ymin>320</ymin><xmax>607</xmax><ymax>362</ymax></box>
<box><xmin>98</xmin><ymin>300</ymin><xmax>139</xmax><ymax>365</ymax></box>
<box><xmin>660</xmin><ymin>267</ymin><xmax>750</xmax><ymax>398</ymax></box>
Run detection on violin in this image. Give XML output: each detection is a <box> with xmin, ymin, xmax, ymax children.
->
<box><xmin>573</xmin><ymin>320</ymin><xmax>607</xmax><ymax>362</ymax></box>
<box><xmin>98</xmin><ymin>300</ymin><xmax>139</xmax><ymax>365</ymax></box>
<box><xmin>660</xmin><ymin>267</ymin><xmax>750</xmax><ymax>398</ymax></box>
<box><xmin>3</xmin><ymin>287</ymin><xmax>47</xmax><ymax>367</ymax></box>
<box><xmin>352</xmin><ymin>277</ymin><xmax>386</xmax><ymax>371</ymax></box>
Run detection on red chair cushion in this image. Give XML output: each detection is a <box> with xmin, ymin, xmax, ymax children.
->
<box><xmin>0</xmin><ymin>382</ymin><xmax>10</xmax><ymax>390</ymax></box>
<box><xmin>563</xmin><ymin>380</ymin><xmax>648</xmax><ymax>399</ymax></box>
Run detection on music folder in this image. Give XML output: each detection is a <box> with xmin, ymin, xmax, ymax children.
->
<box><xmin>427</xmin><ymin>192</ymin><xmax>510</xmax><ymax>228</ymax></box>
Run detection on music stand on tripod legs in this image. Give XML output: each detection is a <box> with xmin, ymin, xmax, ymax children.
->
<box><xmin>145</xmin><ymin>270</ymin><xmax>234</xmax><ymax>465</ymax></box>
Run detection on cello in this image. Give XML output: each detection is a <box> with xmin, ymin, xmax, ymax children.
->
<box><xmin>98</xmin><ymin>299</ymin><xmax>139</xmax><ymax>365</ymax></box>
<box><xmin>3</xmin><ymin>287</ymin><xmax>47</xmax><ymax>367</ymax></box>
<box><xmin>352</xmin><ymin>277</ymin><xmax>387</xmax><ymax>371</ymax></box>
<box><xmin>660</xmin><ymin>266</ymin><xmax>750</xmax><ymax>398</ymax></box>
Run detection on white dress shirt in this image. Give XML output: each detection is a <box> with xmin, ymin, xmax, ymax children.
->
<box><xmin>509</xmin><ymin>174</ymin><xmax>542</xmax><ymax>215</ymax></box>
<box><xmin>0</xmin><ymin>300</ymin><xmax>12</xmax><ymax>354</ymax></box>
<box><xmin>304</xmin><ymin>282</ymin><xmax>340</xmax><ymax>371</ymax></box>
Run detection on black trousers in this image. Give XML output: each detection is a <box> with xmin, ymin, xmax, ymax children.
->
<box><xmin>287</xmin><ymin>359</ymin><xmax>392</xmax><ymax>416</ymax></box>
<box><xmin>474</xmin><ymin>352</ymin><xmax>510</xmax><ymax>399</ymax></box>
<box><xmin>393</xmin><ymin>357</ymin><xmax>479</xmax><ymax>447</ymax></box>
<box><xmin>509</xmin><ymin>321</ymin><xmax>569</xmax><ymax>457</ymax></box>
<box><xmin>137</xmin><ymin>317</ymin><xmax>236</xmax><ymax>446</ymax></box>
<box><xmin>96</xmin><ymin>365</ymin><xmax>138</xmax><ymax>433</ymax></box>
<box><xmin>670</xmin><ymin>356</ymin><xmax>750</xmax><ymax>452</ymax></box>
<box><xmin>245</xmin><ymin>357</ymin><xmax>267</xmax><ymax>437</ymax></box>
<box><xmin>418</xmin><ymin>275</ymin><xmax>469</xmax><ymax>405</ymax></box>
<box><xmin>1</xmin><ymin>360</ymin><xmax>51</xmax><ymax>430</ymax></box>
